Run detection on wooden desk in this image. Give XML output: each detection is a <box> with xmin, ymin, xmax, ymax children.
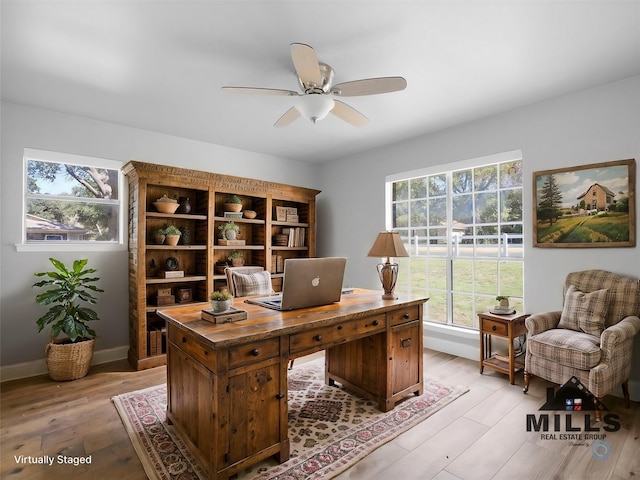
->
<box><xmin>158</xmin><ymin>289</ymin><xmax>427</xmax><ymax>480</ymax></box>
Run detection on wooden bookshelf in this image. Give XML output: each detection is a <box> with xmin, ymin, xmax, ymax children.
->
<box><xmin>123</xmin><ymin>161</ymin><xmax>319</xmax><ymax>370</ymax></box>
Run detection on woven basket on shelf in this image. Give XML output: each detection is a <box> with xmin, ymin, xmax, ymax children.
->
<box><xmin>45</xmin><ymin>338</ymin><xmax>95</xmax><ymax>381</ymax></box>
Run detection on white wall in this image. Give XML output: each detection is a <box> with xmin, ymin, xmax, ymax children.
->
<box><xmin>318</xmin><ymin>76</ymin><xmax>640</xmax><ymax>398</ymax></box>
<box><xmin>0</xmin><ymin>102</ymin><xmax>320</xmax><ymax>371</ymax></box>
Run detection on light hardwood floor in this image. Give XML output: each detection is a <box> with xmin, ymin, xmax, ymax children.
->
<box><xmin>1</xmin><ymin>350</ymin><xmax>638</xmax><ymax>480</ymax></box>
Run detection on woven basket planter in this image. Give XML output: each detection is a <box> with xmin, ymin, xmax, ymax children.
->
<box><xmin>45</xmin><ymin>338</ymin><xmax>95</xmax><ymax>381</ymax></box>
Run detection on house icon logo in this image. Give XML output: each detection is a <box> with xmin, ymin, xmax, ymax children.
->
<box><xmin>538</xmin><ymin>376</ymin><xmax>606</xmax><ymax>412</ymax></box>
<box><xmin>526</xmin><ymin>376</ymin><xmax>621</xmax><ymax>461</ymax></box>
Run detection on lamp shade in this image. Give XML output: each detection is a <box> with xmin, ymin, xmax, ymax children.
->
<box><xmin>296</xmin><ymin>94</ymin><xmax>335</xmax><ymax>123</ymax></box>
<box><xmin>367</xmin><ymin>231</ymin><xmax>409</xmax><ymax>258</ymax></box>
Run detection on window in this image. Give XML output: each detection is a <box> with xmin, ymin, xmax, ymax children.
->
<box><xmin>388</xmin><ymin>152</ymin><xmax>524</xmax><ymax>329</ymax></box>
<box><xmin>22</xmin><ymin>149</ymin><xmax>124</xmax><ymax>248</ymax></box>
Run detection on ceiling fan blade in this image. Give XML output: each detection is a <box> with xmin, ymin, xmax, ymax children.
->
<box><xmin>274</xmin><ymin>106</ymin><xmax>301</xmax><ymax>127</ymax></box>
<box><xmin>330</xmin><ymin>76</ymin><xmax>407</xmax><ymax>97</ymax></box>
<box><xmin>290</xmin><ymin>43</ymin><xmax>322</xmax><ymax>88</ymax></box>
<box><xmin>221</xmin><ymin>86</ymin><xmax>299</xmax><ymax>96</ymax></box>
<box><xmin>330</xmin><ymin>100</ymin><xmax>369</xmax><ymax>127</ymax></box>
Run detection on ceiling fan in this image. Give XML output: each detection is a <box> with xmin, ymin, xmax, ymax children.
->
<box><xmin>222</xmin><ymin>43</ymin><xmax>407</xmax><ymax>127</ymax></box>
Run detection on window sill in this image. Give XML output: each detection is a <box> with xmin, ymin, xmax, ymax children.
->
<box><xmin>15</xmin><ymin>243</ymin><xmax>127</xmax><ymax>253</ymax></box>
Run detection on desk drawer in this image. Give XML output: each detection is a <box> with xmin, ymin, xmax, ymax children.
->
<box><xmin>168</xmin><ymin>325</ymin><xmax>216</xmax><ymax>371</ymax></box>
<box><xmin>482</xmin><ymin>318</ymin><xmax>508</xmax><ymax>336</ymax></box>
<box><xmin>388</xmin><ymin>306</ymin><xmax>420</xmax><ymax>326</ymax></box>
<box><xmin>290</xmin><ymin>315</ymin><xmax>386</xmax><ymax>355</ymax></box>
<box><xmin>228</xmin><ymin>338</ymin><xmax>280</xmax><ymax>369</ymax></box>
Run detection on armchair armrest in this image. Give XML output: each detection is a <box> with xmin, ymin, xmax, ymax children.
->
<box><xmin>600</xmin><ymin>315</ymin><xmax>640</xmax><ymax>352</ymax></box>
<box><xmin>525</xmin><ymin>311</ymin><xmax>561</xmax><ymax>336</ymax></box>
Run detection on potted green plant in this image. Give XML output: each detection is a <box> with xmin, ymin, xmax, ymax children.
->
<box><xmin>152</xmin><ymin>227</ymin><xmax>166</xmax><ymax>245</ymax></box>
<box><xmin>33</xmin><ymin>258</ymin><xmax>104</xmax><ymax>381</ymax></box>
<box><xmin>495</xmin><ymin>295</ymin><xmax>510</xmax><ymax>309</ymax></box>
<box><xmin>164</xmin><ymin>225</ymin><xmax>182</xmax><ymax>246</ymax></box>
<box><xmin>228</xmin><ymin>250</ymin><xmax>244</xmax><ymax>267</ymax></box>
<box><xmin>218</xmin><ymin>221</ymin><xmax>240</xmax><ymax>240</ymax></box>
<box><xmin>223</xmin><ymin>194</ymin><xmax>243</xmax><ymax>213</ymax></box>
<box><xmin>210</xmin><ymin>290</ymin><xmax>233</xmax><ymax>313</ymax></box>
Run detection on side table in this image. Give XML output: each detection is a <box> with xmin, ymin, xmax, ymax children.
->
<box><xmin>479</xmin><ymin>311</ymin><xmax>529</xmax><ymax>384</ymax></box>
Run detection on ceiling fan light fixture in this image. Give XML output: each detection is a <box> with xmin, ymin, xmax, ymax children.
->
<box><xmin>296</xmin><ymin>94</ymin><xmax>335</xmax><ymax>123</ymax></box>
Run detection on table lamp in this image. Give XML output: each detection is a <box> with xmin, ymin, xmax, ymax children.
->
<box><xmin>367</xmin><ymin>231</ymin><xmax>409</xmax><ymax>300</ymax></box>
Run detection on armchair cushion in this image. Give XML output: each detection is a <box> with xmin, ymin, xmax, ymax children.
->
<box><xmin>228</xmin><ymin>270</ymin><xmax>272</xmax><ymax>297</ymax></box>
<box><xmin>558</xmin><ymin>285</ymin><xmax>609</xmax><ymax>336</ymax></box>
<box><xmin>528</xmin><ymin>329</ymin><xmax>602</xmax><ymax>370</ymax></box>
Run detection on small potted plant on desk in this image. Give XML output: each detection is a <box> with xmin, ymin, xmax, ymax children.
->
<box><xmin>210</xmin><ymin>290</ymin><xmax>233</xmax><ymax>313</ymax></box>
<box><xmin>33</xmin><ymin>258</ymin><xmax>104</xmax><ymax>381</ymax></box>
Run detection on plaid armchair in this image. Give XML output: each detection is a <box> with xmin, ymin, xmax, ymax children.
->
<box><xmin>523</xmin><ymin>270</ymin><xmax>640</xmax><ymax>408</ymax></box>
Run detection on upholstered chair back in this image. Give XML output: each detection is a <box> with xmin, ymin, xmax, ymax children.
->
<box><xmin>564</xmin><ymin>269</ymin><xmax>640</xmax><ymax>328</ymax></box>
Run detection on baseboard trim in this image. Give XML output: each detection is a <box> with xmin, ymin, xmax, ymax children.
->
<box><xmin>0</xmin><ymin>345</ymin><xmax>129</xmax><ymax>382</ymax></box>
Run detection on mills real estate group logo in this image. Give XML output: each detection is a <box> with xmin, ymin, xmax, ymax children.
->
<box><xmin>526</xmin><ymin>376</ymin><xmax>621</xmax><ymax>460</ymax></box>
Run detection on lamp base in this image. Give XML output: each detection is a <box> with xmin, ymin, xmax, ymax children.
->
<box><xmin>376</xmin><ymin>262</ymin><xmax>399</xmax><ymax>301</ymax></box>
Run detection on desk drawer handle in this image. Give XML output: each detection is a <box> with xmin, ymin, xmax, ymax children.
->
<box><xmin>251</xmin><ymin>349</ymin><xmax>260</xmax><ymax>356</ymax></box>
<box><xmin>492</xmin><ymin>325</ymin><xmax>497</xmax><ymax>331</ymax></box>
<box><xmin>403</xmin><ymin>313</ymin><xmax>410</xmax><ymax>319</ymax></box>
<box><xmin>182</xmin><ymin>337</ymin><xmax>187</xmax><ymax>343</ymax></box>
<box><xmin>314</xmin><ymin>335</ymin><xmax>322</xmax><ymax>342</ymax></box>
<box><xmin>372</xmin><ymin>320</ymin><xmax>379</xmax><ymax>326</ymax></box>
<box><xmin>337</xmin><ymin>325</ymin><xmax>342</xmax><ymax>330</ymax></box>
<box><xmin>401</xmin><ymin>338</ymin><xmax>412</xmax><ymax>348</ymax></box>
<box><xmin>275</xmin><ymin>393</ymin><xmax>285</xmax><ymax>399</ymax></box>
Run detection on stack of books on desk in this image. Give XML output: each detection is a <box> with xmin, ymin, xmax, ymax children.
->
<box><xmin>201</xmin><ymin>307</ymin><xmax>247</xmax><ymax>324</ymax></box>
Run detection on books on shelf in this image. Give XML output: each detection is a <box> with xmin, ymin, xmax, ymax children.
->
<box><xmin>281</xmin><ymin>227</ymin><xmax>306</xmax><ymax>247</ymax></box>
<box><xmin>271</xmin><ymin>255</ymin><xmax>284</xmax><ymax>273</ymax></box>
<box><xmin>148</xmin><ymin>326</ymin><xmax>165</xmax><ymax>356</ymax></box>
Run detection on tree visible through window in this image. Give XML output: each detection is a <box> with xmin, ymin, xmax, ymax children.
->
<box><xmin>389</xmin><ymin>158</ymin><xmax>524</xmax><ymax>329</ymax></box>
<box><xmin>24</xmin><ymin>150</ymin><xmax>122</xmax><ymax>244</ymax></box>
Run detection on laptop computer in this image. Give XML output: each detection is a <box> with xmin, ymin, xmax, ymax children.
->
<box><xmin>245</xmin><ymin>257</ymin><xmax>347</xmax><ymax>311</ymax></box>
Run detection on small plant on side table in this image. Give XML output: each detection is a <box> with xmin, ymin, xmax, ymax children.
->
<box><xmin>496</xmin><ymin>296</ymin><xmax>510</xmax><ymax>309</ymax></box>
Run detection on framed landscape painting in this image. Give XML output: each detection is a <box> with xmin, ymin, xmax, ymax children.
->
<box><xmin>533</xmin><ymin>159</ymin><xmax>635</xmax><ymax>248</ymax></box>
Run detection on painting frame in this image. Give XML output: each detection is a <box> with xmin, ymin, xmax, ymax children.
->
<box><xmin>533</xmin><ymin>159</ymin><xmax>635</xmax><ymax>248</ymax></box>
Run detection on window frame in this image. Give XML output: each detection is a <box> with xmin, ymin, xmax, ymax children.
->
<box><xmin>386</xmin><ymin>150</ymin><xmax>524</xmax><ymax>330</ymax></box>
<box><xmin>17</xmin><ymin>148</ymin><xmax>126</xmax><ymax>252</ymax></box>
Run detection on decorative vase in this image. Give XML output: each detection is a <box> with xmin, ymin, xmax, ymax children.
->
<box><xmin>179</xmin><ymin>227</ymin><xmax>191</xmax><ymax>245</ymax></box>
<box><xmin>231</xmin><ymin>257</ymin><xmax>244</xmax><ymax>267</ymax></box>
<box><xmin>500</xmin><ymin>298</ymin><xmax>510</xmax><ymax>309</ymax></box>
<box><xmin>165</xmin><ymin>234</ymin><xmax>181</xmax><ymax>246</ymax></box>
<box><xmin>177</xmin><ymin>197</ymin><xmax>191</xmax><ymax>214</ymax></box>
<box><xmin>225</xmin><ymin>229</ymin><xmax>237</xmax><ymax>240</ymax></box>
<box><xmin>211</xmin><ymin>299</ymin><xmax>232</xmax><ymax>313</ymax></box>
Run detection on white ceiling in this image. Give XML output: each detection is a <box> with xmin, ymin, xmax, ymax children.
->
<box><xmin>2</xmin><ymin>1</ymin><xmax>640</xmax><ymax>163</ymax></box>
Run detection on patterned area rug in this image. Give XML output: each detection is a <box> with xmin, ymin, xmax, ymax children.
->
<box><xmin>113</xmin><ymin>359</ymin><xmax>468</xmax><ymax>480</ymax></box>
